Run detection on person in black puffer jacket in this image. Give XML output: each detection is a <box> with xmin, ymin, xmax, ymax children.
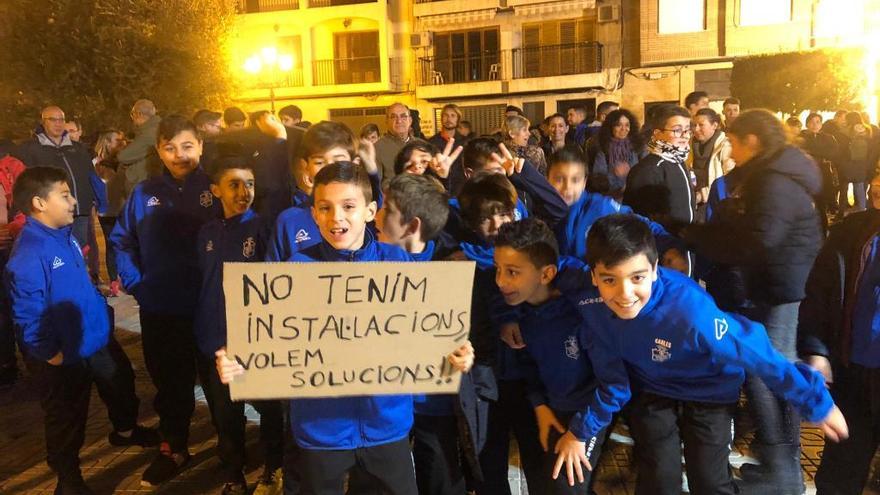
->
<box><xmin>682</xmin><ymin>109</ymin><xmax>824</xmax><ymax>494</ymax></box>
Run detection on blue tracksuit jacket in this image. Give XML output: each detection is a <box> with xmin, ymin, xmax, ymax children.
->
<box><xmin>5</xmin><ymin>218</ymin><xmax>111</xmax><ymax>362</ymax></box>
<box><xmin>110</xmin><ymin>168</ymin><xmax>221</xmax><ymax>315</ymax></box>
<box><xmin>194</xmin><ymin>208</ymin><xmax>271</xmax><ymax>357</ymax></box>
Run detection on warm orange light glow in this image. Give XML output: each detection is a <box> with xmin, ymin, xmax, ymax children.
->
<box><xmin>278</xmin><ymin>54</ymin><xmax>294</xmax><ymax>72</ymax></box>
<box><xmin>261</xmin><ymin>46</ymin><xmax>278</xmax><ymax>64</ymax></box>
<box><xmin>244</xmin><ymin>55</ymin><xmax>262</xmax><ymax>74</ymax></box>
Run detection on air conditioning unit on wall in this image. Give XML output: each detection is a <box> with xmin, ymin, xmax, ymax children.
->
<box><xmin>598</xmin><ymin>4</ymin><xmax>619</xmax><ymax>23</ymax></box>
<box><xmin>410</xmin><ymin>32</ymin><xmax>433</xmax><ymax>48</ymax></box>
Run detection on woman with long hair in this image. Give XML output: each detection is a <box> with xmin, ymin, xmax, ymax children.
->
<box><xmin>591</xmin><ymin>108</ymin><xmax>645</xmax><ymax>198</ymax></box>
<box><xmin>93</xmin><ymin>129</ymin><xmax>126</xmax><ymax>295</ymax></box>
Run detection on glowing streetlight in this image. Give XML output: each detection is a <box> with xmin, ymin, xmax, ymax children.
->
<box><xmin>242</xmin><ymin>46</ymin><xmax>295</xmax><ymax>113</ymax></box>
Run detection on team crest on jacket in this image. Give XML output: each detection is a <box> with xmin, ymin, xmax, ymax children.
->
<box><xmin>295</xmin><ymin>229</ymin><xmax>311</xmax><ymax>244</ymax></box>
<box><xmin>146</xmin><ymin>196</ymin><xmax>161</xmax><ymax>207</ymax></box>
<box><xmin>205</xmin><ymin>240</ymin><xmax>214</xmax><ymax>252</ymax></box>
<box><xmin>651</xmin><ymin>338</ymin><xmax>672</xmax><ymax>363</ymax></box>
<box><xmin>714</xmin><ymin>317</ymin><xmax>728</xmax><ymax>340</ymax></box>
<box><xmin>564</xmin><ymin>336</ymin><xmax>579</xmax><ymax>360</ymax></box>
<box><xmin>199</xmin><ymin>191</ymin><xmax>213</xmax><ymax>208</ymax></box>
<box><xmin>242</xmin><ymin>237</ymin><xmax>256</xmax><ymax>258</ymax></box>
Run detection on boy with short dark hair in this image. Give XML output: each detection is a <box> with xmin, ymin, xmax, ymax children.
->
<box><xmin>560</xmin><ymin>214</ymin><xmax>847</xmax><ymax>495</ymax></box>
<box><xmin>195</xmin><ymin>156</ymin><xmax>283</xmax><ymax>495</ymax></box>
<box><xmin>221</xmin><ymin>161</ymin><xmax>473</xmax><ymax>495</ymax></box>
<box><xmin>269</xmin><ymin>121</ymin><xmax>379</xmax><ymax>261</ymax></box>
<box><xmin>7</xmin><ymin>167</ymin><xmax>156</xmax><ymax>494</ymax></box>
<box><xmin>111</xmin><ymin>115</ymin><xmax>222</xmax><ymax>486</ymax></box>
<box><xmin>493</xmin><ymin>218</ymin><xmax>604</xmax><ymax>494</ymax></box>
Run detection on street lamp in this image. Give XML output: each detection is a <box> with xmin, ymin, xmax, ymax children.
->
<box><xmin>243</xmin><ymin>46</ymin><xmax>295</xmax><ymax>113</ymax></box>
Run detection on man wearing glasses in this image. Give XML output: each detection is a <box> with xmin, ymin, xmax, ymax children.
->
<box><xmin>13</xmin><ymin>106</ymin><xmax>95</xmax><ymax>247</ymax></box>
<box><xmin>375</xmin><ymin>103</ymin><xmax>419</xmax><ymax>187</ymax></box>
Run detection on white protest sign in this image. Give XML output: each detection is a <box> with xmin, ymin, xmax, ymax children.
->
<box><xmin>223</xmin><ymin>261</ymin><xmax>475</xmax><ymax>400</ymax></box>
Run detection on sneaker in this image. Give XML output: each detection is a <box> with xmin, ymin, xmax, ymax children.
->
<box><xmin>253</xmin><ymin>466</ymin><xmax>283</xmax><ymax>495</ymax></box>
<box><xmin>140</xmin><ymin>442</ymin><xmax>190</xmax><ymax>487</ymax></box>
<box><xmin>221</xmin><ymin>481</ymin><xmax>248</xmax><ymax>495</ymax></box>
<box><xmin>109</xmin><ymin>425</ymin><xmax>160</xmax><ymax>447</ymax></box>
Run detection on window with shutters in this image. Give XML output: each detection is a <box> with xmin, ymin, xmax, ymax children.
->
<box><xmin>518</xmin><ymin>18</ymin><xmax>599</xmax><ymax>78</ymax></box>
<box><xmin>431</xmin><ymin>28</ymin><xmax>501</xmax><ymax>84</ymax></box>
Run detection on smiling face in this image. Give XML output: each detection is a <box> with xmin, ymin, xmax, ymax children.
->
<box><xmin>211</xmin><ymin>168</ymin><xmax>255</xmax><ymax>218</ymax></box>
<box><xmin>548</xmin><ymin>116</ymin><xmax>568</xmax><ymax>143</ymax></box>
<box><xmin>312</xmin><ymin>181</ymin><xmax>377</xmax><ymax>251</ymax></box>
<box><xmin>653</xmin><ymin>115</ymin><xmax>692</xmax><ymax>148</ymax></box>
<box><xmin>494</xmin><ymin>246</ymin><xmax>555</xmax><ymax>306</ymax></box>
<box><xmin>299</xmin><ymin>146</ymin><xmax>352</xmax><ymax>194</ymax></box>
<box><xmin>548</xmin><ymin>161</ymin><xmax>586</xmax><ymax>206</ymax></box>
<box><xmin>34</xmin><ymin>181</ymin><xmax>77</xmax><ymax>229</ymax></box>
<box><xmin>404</xmin><ymin>149</ymin><xmax>432</xmax><ymax>175</ymax></box>
<box><xmin>157</xmin><ymin>130</ymin><xmax>202</xmax><ymax>181</ymax></box>
<box><xmin>611</xmin><ymin>115</ymin><xmax>631</xmax><ymax>140</ymax></box>
<box><xmin>591</xmin><ymin>253</ymin><xmax>657</xmax><ymax>320</ymax></box>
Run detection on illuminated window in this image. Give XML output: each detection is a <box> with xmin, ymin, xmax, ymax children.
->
<box><xmin>658</xmin><ymin>0</ymin><xmax>705</xmax><ymax>34</ymax></box>
<box><xmin>738</xmin><ymin>0</ymin><xmax>791</xmax><ymax>26</ymax></box>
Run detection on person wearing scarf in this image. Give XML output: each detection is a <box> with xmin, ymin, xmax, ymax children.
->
<box><xmin>591</xmin><ymin>108</ymin><xmax>646</xmax><ymax>198</ymax></box>
<box><xmin>690</xmin><ymin>108</ymin><xmax>735</xmax><ymax>221</ymax></box>
<box><xmin>623</xmin><ymin>104</ymin><xmax>695</xmax><ymax>228</ymax></box>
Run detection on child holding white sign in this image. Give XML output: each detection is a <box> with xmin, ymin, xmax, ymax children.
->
<box><xmin>196</xmin><ymin>155</ymin><xmax>283</xmax><ymax>495</ymax></box>
<box><xmin>220</xmin><ymin>161</ymin><xmax>474</xmax><ymax>495</ymax></box>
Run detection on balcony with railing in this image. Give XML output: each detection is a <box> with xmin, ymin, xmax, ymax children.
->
<box><xmin>511</xmin><ymin>42</ymin><xmax>603</xmax><ymax>79</ymax></box>
<box><xmin>237</xmin><ymin>0</ymin><xmax>299</xmax><ymax>13</ymax></box>
<box><xmin>417</xmin><ymin>51</ymin><xmax>503</xmax><ymax>86</ymax></box>
<box><xmin>312</xmin><ymin>56</ymin><xmax>382</xmax><ymax>86</ymax></box>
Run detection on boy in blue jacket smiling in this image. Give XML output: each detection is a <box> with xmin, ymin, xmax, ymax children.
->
<box><xmin>195</xmin><ymin>155</ymin><xmax>283</xmax><ymax>495</ymax></box>
<box><xmin>493</xmin><ymin>218</ymin><xmax>604</xmax><ymax>494</ymax></box>
<box><xmin>6</xmin><ymin>167</ymin><xmax>157</xmax><ymax>494</ymax></box>
<box><xmin>220</xmin><ymin>161</ymin><xmax>473</xmax><ymax>495</ymax></box>
<box><xmin>111</xmin><ymin>115</ymin><xmax>222</xmax><ymax>486</ymax></box>
<box><xmin>561</xmin><ymin>214</ymin><xmax>848</xmax><ymax>495</ymax></box>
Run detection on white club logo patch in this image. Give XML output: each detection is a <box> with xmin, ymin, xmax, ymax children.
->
<box><xmin>242</xmin><ymin>237</ymin><xmax>256</xmax><ymax>258</ymax></box>
<box><xmin>651</xmin><ymin>338</ymin><xmax>672</xmax><ymax>363</ymax></box>
<box><xmin>146</xmin><ymin>196</ymin><xmax>161</xmax><ymax>207</ymax></box>
<box><xmin>200</xmin><ymin>191</ymin><xmax>213</xmax><ymax>208</ymax></box>
<box><xmin>714</xmin><ymin>318</ymin><xmax>728</xmax><ymax>341</ymax></box>
<box><xmin>205</xmin><ymin>240</ymin><xmax>213</xmax><ymax>252</ymax></box>
<box><xmin>51</xmin><ymin>256</ymin><xmax>65</xmax><ymax>269</ymax></box>
<box><xmin>295</xmin><ymin>229</ymin><xmax>311</xmax><ymax>244</ymax></box>
<box><xmin>564</xmin><ymin>336</ymin><xmax>580</xmax><ymax>360</ymax></box>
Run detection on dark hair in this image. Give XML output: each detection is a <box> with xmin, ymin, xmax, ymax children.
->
<box><xmin>495</xmin><ymin>218</ymin><xmax>559</xmax><ymax>269</ymax></box>
<box><xmin>13</xmin><ymin>166</ymin><xmax>70</xmax><ymax>214</ymax></box>
<box><xmin>695</xmin><ymin>108</ymin><xmax>722</xmax><ymax>126</ymax></box>
<box><xmin>835</xmin><ymin>109</ymin><xmax>849</xmax><ymax>118</ymax></box>
<box><xmin>299</xmin><ymin>121</ymin><xmax>356</xmax><ymax>163</ymax></box>
<box><xmin>598</xmin><ymin>108</ymin><xmax>643</xmax><ymax>156</ymax></box>
<box><xmin>723</xmin><ymin>97</ymin><xmax>740</xmax><ymax>107</ymax></box>
<box><xmin>249</xmin><ymin>110</ymin><xmax>270</xmax><ymax>126</ymax></box>
<box><xmin>546</xmin><ymin>113</ymin><xmax>567</xmax><ymax>126</ymax></box>
<box><xmin>209</xmin><ymin>153</ymin><xmax>256</xmax><ymax>184</ymax></box>
<box><xmin>505</xmin><ymin>105</ymin><xmax>524</xmax><ymax>116</ymax></box>
<box><xmin>547</xmin><ymin>146</ymin><xmax>588</xmax><ymax>175</ymax></box>
<box><xmin>156</xmin><ymin>114</ymin><xmax>200</xmax><ymax>145</ymax></box>
<box><xmin>359</xmin><ymin>123</ymin><xmax>380</xmax><ymax>139</ymax></box>
<box><xmin>585</xmin><ymin>214</ymin><xmax>658</xmax><ymax>269</ymax></box>
<box><xmin>463</xmin><ymin>137</ymin><xmax>501</xmax><ymax>172</ymax></box>
<box><xmin>648</xmin><ymin>104</ymin><xmax>691</xmax><ymax>134</ymax></box>
<box><xmin>394</xmin><ymin>140</ymin><xmax>439</xmax><ymax>175</ymax></box>
<box><xmin>279</xmin><ymin>105</ymin><xmax>303</xmax><ymax>122</ymax></box>
<box><xmin>193</xmin><ymin>109</ymin><xmax>222</xmax><ymax>128</ymax></box>
<box><xmin>459</xmin><ymin>120</ymin><xmax>472</xmax><ymax>130</ymax></box>
<box><xmin>568</xmin><ymin>104</ymin><xmax>587</xmax><ymax>117</ymax></box>
<box><xmin>223</xmin><ymin>107</ymin><xmax>247</xmax><ymax>126</ymax></box>
<box><xmin>785</xmin><ymin>116</ymin><xmax>803</xmax><ymax>129</ymax></box>
<box><xmin>596</xmin><ymin>101</ymin><xmax>619</xmax><ymax>117</ymax></box>
<box><xmin>458</xmin><ymin>171</ymin><xmax>518</xmax><ymax>231</ymax></box>
<box><xmin>806</xmin><ymin>113</ymin><xmax>822</xmax><ymax>126</ymax></box>
<box><xmin>727</xmin><ymin>109</ymin><xmax>788</xmax><ymax>162</ymax></box>
<box><xmin>684</xmin><ymin>91</ymin><xmax>709</xmax><ymax>108</ymax></box>
<box><xmin>311</xmin><ymin>161</ymin><xmax>373</xmax><ymax>204</ymax></box>
<box><xmin>385</xmin><ymin>174</ymin><xmax>449</xmax><ymax>241</ymax></box>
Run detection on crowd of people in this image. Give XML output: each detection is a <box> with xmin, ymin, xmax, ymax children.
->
<box><xmin>0</xmin><ymin>90</ymin><xmax>878</xmax><ymax>495</ymax></box>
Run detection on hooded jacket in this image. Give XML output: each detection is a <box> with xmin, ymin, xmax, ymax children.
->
<box><xmin>5</xmin><ymin>218</ymin><xmax>111</xmax><ymax>362</ymax></box>
<box><xmin>285</xmin><ymin>233</ymin><xmax>416</xmax><ymax>450</ymax></box>
<box><xmin>559</xmin><ymin>265</ymin><xmax>833</xmax><ymax>439</ymax></box>
<box><xmin>111</xmin><ymin>168</ymin><xmax>221</xmax><ymax>315</ymax></box>
<box><xmin>624</xmin><ymin>152</ymin><xmax>694</xmax><ymax>226</ymax></box>
<box><xmin>14</xmin><ymin>129</ymin><xmax>96</xmax><ymax>217</ymax></box>
<box><xmin>683</xmin><ymin>146</ymin><xmax>824</xmax><ymax>303</ymax></box>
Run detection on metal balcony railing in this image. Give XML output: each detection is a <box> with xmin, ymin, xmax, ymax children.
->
<box><xmin>307</xmin><ymin>0</ymin><xmax>375</xmax><ymax>7</ymax></box>
<box><xmin>511</xmin><ymin>42</ymin><xmax>603</xmax><ymax>79</ymax></box>
<box><xmin>312</xmin><ymin>57</ymin><xmax>381</xmax><ymax>85</ymax></box>
<box><xmin>417</xmin><ymin>51</ymin><xmax>504</xmax><ymax>86</ymax></box>
<box><xmin>237</xmin><ymin>0</ymin><xmax>299</xmax><ymax>12</ymax></box>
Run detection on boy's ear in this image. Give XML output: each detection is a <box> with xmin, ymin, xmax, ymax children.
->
<box><xmin>540</xmin><ymin>263</ymin><xmax>558</xmax><ymax>285</ymax></box>
<box><xmin>405</xmin><ymin>217</ymin><xmax>422</xmax><ymax>238</ymax></box>
<box><xmin>365</xmin><ymin>200</ymin><xmax>378</xmax><ymax>222</ymax></box>
<box><xmin>209</xmin><ymin>183</ymin><xmax>221</xmax><ymax>198</ymax></box>
<box><xmin>652</xmin><ymin>260</ymin><xmax>659</xmax><ymax>281</ymax></box>
<box><xmin>31</xmin><ymin>195</ymin><xmax>46</xmax><ymax>213</ymax></box>
<box><xmin>590</xmin><ymin>268</ymin><xmax>599</xmax><ymax>288</ymax></box>
<box><xmin>299</xmin><ymin>159</ymin><xmax>313</xmax><ymax>188</ymax></box>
